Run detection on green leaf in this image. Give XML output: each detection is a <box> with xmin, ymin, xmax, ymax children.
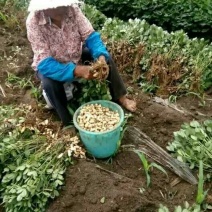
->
<box><xmin>184</xmin><ymin>201</ymin><xmax>189</xmax><ymax>209</ymax></box>
<box><xmin>57</xmin><ymin>174</ymin><xmax>64</xmax><ymax>181</ymax></box>
<box><xmin>53</xmin><ymin>190</ymin><xmax>59</xmax><ymax>197</ymax></box>
<box><xmin>196</xmin><ymin>160</ymin><xmax>207</xmax><ymax>204</ymax></box>
<box><xmin>2</xmin><ymin>173</ymin><xmax>16</xmax><ymax>183</ymax></box>
<box><xmin>206</xmin><ymin>127</ymin><xmax>212</xmax><ymax>133</ymax></box>
<box><xmin>177</xmin><ymin>155</ymin><xmax>184</xmax><ymax>162</ymax></box>
<box><xmin>3</xmin><ymin>138</ymin><xmax>10</xmax><ymax>142</ymax></box>
<box><xmin>16</xmin><ymin>189</ymin><xmax>27</xmax><ymax>201</ymax></box>
<box><xmin>16</xmin><ymin>175</ymin><xmax>22</xmax><ymax>182</ymax></box>
<box><xmin>21</xmin><ymin>189</ymin><xmax>27</xmax><ymax>198</ymax></box>
<box><xmin>27</xmin><ymin>171</ymin><xmax>38</xmax><ymax>178</ymax></box>
<box><xmin>10</xmin><ymin>188</ymin><xmax>16</xmax><ymax>194</ymax></box>
<box><xmin>42</xmin><ymin>191</ymin><xmax>51</xmax><ymax>197</ymax></box>
<box><xmin>52</xmin><ymin>173</ymin><xmax>58</xmax><ymax>179</ymax></box>
<box><xmin>191</xmin><ymin>135</ymin><xmax>197</xmax><ymax>140</ymax></box>
<box><xmin>135</xmin><ymin>151</ymin><xmax>149</xmax><ymax>171</ymax></box>
<box><xmin>3</xmin><ymin>168</ymin><xmax>10</xmax><ymax>173</ymax></box>
<box><xmin>17</xmin><ymin>194</ymin><xmax>23</xmax><ymax>202</ymax></box>
<box><xmin>175</xmin><ymin>206</ymin><xmax>182</xmax><ymax>212</ymax></box>
<box><xmin>146</xmin><ymin>172</ymin><xmax>151</xmax><ymax>187</ymax></box>
<box><xmin>149</xmin><ymin>163</ymin><xmax>167</xmax><ymax>177</ymax></box>
<box><xmin>207</xmin><ymin>205</ymin><xmax>212</xmax><ymax>210</ymax></box>
<box><xmin>16</xmin><ymin>165</ymin><xmax>26</xmax><ymax>171</ymax></box>
<box><xmin>46</xmin><ymin>169</ymin><xmax>53</xmax><ymax>174</ymax></box>
<box><xmin>55</xmin><ymin>180</ymin><xmax>63</xmax><ymax>186</ymax></box>
<box><xmin>190</xmin><ymin>121</ymin><xmax>200</xmax><ymax>128</ymax></box>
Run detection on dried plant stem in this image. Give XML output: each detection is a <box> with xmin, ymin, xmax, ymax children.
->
<box><xmin>127</xmin><ymin>127</ymin><xmax>197</xmax><ymax>185</ymax></box>
<box><xmin>96</xmin><ymin>165</ymin><xmax>132</xmax><ymax>181</ymax></box>
<box><xmin>0</xmin><ymin>84</ymin><xmax>6</xmax><ymax>97</ymax></box>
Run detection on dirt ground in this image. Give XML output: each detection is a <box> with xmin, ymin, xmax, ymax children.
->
<box><xmin>0</xmin><ymin>25</ymin><xmax>212</xmax><ymax>212</ymax></box>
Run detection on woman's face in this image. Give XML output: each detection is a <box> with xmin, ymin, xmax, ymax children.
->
<box><xmin>44</xmin><ymin>6</ymin><xmax>67</xmax><ymax>19</ymax></box>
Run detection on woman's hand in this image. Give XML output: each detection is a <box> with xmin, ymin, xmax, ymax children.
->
<box><xmin>98</xmin><ymin>55</ymin><xmax>106</xmax><ymax>63</ymax></box>
<box><xmin>74</xmin><ymin>65</ymin><xmax>94</xmax><ymax>80</ymax></box>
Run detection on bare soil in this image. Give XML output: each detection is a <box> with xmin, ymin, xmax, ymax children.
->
<box><xmin>0</xmin><ymin>25</ymin><xmax>212</xmax><ymax>212</ymax></box>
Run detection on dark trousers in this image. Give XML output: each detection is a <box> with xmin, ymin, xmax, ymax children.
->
<box><xmin>38</xmin><ymin>49</ymin><xmax>127</xmax><ymax>126</ymax></box>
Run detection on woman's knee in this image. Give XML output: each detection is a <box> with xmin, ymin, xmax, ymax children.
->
<box><xmin>41</xmin><ymin>77</ymin><xmax>62</xmax><ymax>95</ymax></box>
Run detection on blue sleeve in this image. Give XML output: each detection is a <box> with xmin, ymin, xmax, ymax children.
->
<box><xmin>85</xmin><ymin>31</ymin><xmax>109</xmax><ymax>60</ymax></box>
<box><xmin>37</xmin><ymin>57</ymin><xmax>76</xmax><ymax>82</ymax></box>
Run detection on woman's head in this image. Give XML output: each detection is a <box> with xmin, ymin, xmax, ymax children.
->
<box><xmin>43</xmin><ymin>6</ymin><xmax>68</xmax><ymax>19</ymax></box>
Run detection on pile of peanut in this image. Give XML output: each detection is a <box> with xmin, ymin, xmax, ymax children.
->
<box><xmin>77</xmin><ymin>104</ymin><xmax>120</xmax><ymax>132</ymax></box>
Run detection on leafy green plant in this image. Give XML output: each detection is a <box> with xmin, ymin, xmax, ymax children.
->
<box><xmin>158</xmin><ymin>202</ymin><xmax>201</xmax><ymax>212</ymax></box>
<box><xmin>196</xmin><ymin>160</ymin><xmax>207</xmax><ymax>205</ymax></box>
<box><xmin>167</xmin><ymin>120</ymin><xmax>212</xmax><ymax>179</ymax></box>
<box><xmin>6</xmin><ymin>72</ymin><xmax>32</xmax><ymax>89</ymax></box>
<box><xmin>89</xmin><ymin>13</ymin><xmax>212</xmax><ymax>97</ymax></box>
<box><xmin>139</xmin><ymin>80</ymin><xmax>159</xmax><ymax>94</ymax></box>
<box><xmin>78</xmin><ymin>80</ymin><xmax>111</xmax><ymax>104</ymax></box>
<box><xmin>0</xmin><ymin>0</ymin><xmax>29</xmax><ymax>10</ymax></box>
<box><xmin>5</xmin><ymin>72</ymin><xmax>42</xmax><ymax>101</ymax></box>
<box><xmin>134</xmin><ymin>151</ymin><xmax>167</xmax><ymax>187</ymax></box>
<box><xmin>82</xmin><ymin>4</ymin><xmax>107</xmax><ymax>31</ymax></box>
<box><xmin>28</xmin><ymin>81</ymin><xmax>42</xmax><ymax>102</ymax></box>
<box><xmin>0</xmin><ymin>11</ymin><xmax>7</xmax><ymax>22</ymax></box>
<box><xmin>30</xmin><ymin>85</ymin><xmax>42</xmax><ymax>101</ymax></box>
<box><xmin>68</xmin><ymin>79</ymin><xmax>111</xmax><ymax>112</ymax></box>
<box><xmin>168</xmin><ymin>95</ymin><xmax>178</xmax><ymax>104</ymax></box>
<box><xmin>85</xmin><ymin>0</ymin><xmax>212</xmax><ymax>40</ymax></box>
<box><xmin>0</xmin><ymin>0</ymin><xmax>27</xmax><ymax>30</ymax></box>
<box><xmin>100</xmin><ymin>18</ymin><xmax>212</xmax><ymax>96</ymax></box>
<box><xmin>0</xmin><ymin>105</ymin><xmax>72</xmax><ymax>212</ymax></box>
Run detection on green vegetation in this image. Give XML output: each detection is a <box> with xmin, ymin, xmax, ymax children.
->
<box><xmin>166</xmin><ymin>120</ymin><xmax>212</xmax><ymax>212</ymax></box>
<box><xmin>0</xmin><ymin>105</ymin><xmax>73</xmax><ymax>212</ymax></box>
<box><xmin>6</xmin><ymin>72</ymin><xmax>42</xmax><ymax>101</ymax></box>
<box><xmin>134</xmin><ymin>151</ymin><xmax>167</xmax><ymax>187</ymax></box>
<box><xmin>81</xmin><ymin>4</ymin><xmax>107</xmax><ymax>31</ymax></box>
<box><xmin>0</xmin><ymin>0</ymin><xmax>27</xmax><ymax>30</ymax></box>
<box><xmin>167</xmin><ymin>120</ymin><xmax>212</xmax><ymax>179</ymax></box>
<box><xmin>85</xmin><ymin>0</ymin><xmax>212</xmax><ymax>40</ymax></box>
<box><xmin>196</xmin><ymin>161</ymin><xmax>207</xmax><ymax>205</ymax></box>
<box><xmin>6</xmin><ymin>72</ymin><xmax>32</xmax><ymax>89</ymax></box>
<box><xmin>74</xmin><ymin>80</ymin><xmax>111</xmax><ymax>105</ymax></box>
<box><xmin>67</xmin><ymin>80</ymin><xmax>111</xmax><ymax>112</ymax></box>
<box><xmin>83</xmin><ymin>6</ymin><xmax>212</xmax><ymax>98</ymax></box>
<box><xmin>0</xmin><ymin>0</ymin><xmax>29</xmax><ymax>9</ymax></box>
<box><xmin>158</xmin><ymin>161</ymin><xmax>209</xmax><ymax>211</ymax></box>
<box><xmin>158</xmin><ymin>202</ymin><xmax>201</xmax><ymax>212</ymax></box>
<box><xmin>99</xmin><ymin>19</ymin><xmax>212</xmax><ymax>97</ymax></box>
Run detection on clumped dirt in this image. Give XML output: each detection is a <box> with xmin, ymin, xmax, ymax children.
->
<box><xmin>0</xmin><ymin>24</ymin><xmax>212</xmax><ymax>212</ymax></box>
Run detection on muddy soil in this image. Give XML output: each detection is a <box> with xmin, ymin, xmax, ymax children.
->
<box><xmin>0</xmin><ymin>25</ymin><xmax>212</xmax><ymax>212</ymax></box>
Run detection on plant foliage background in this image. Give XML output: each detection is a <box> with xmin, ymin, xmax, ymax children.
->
<box><xmin>85</xmin><ymin>0</ymin><xmax>212</xmax><ymax>41</ymax></box>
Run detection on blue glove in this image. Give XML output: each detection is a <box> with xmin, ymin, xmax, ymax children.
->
<box><xmin>37</xmin><ymin>57</ymin><xmax>76</xmax><ymax>82</ymax></box>
<box><xmin>85</xmin><ymin>31</ymin><xmax>109</xmax><ymax>60</ymax></box>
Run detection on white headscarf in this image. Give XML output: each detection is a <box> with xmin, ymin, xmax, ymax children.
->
<box><xmin>28</xmin><ymin>0</ymin><xmax>83</xmax><ymax>12</ymax></box>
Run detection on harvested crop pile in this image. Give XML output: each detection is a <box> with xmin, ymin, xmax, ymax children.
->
<box><xmin>77</xmin><ymin>104</ymin><xmax>120</xmax><ymax>132</ymax></box>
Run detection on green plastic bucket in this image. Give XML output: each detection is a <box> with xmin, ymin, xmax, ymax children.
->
<box><xmin>73</xmin><ymin>100</ymin><xmax>124</xmax><ymax>158</ymax></box>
